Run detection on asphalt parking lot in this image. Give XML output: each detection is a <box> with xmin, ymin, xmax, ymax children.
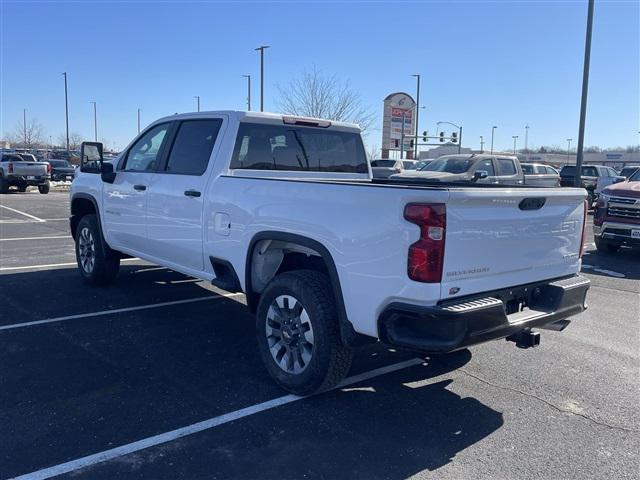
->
<box><xmin>1</xmin><ymin>191</ymin><xmax>638</xmax><ymax>480</ymax></box>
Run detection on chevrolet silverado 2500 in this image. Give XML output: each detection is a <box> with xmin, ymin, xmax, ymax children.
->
<box><xmin>70</xmin><ymin>111</ymin><xmax>590</xmax><ymax>395</ymax></box>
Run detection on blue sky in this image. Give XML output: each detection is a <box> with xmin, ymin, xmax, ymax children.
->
<box><xmin>1</xmin><ymin>0</ymin><xmax>638</xmax><ymax>152</ymax></box>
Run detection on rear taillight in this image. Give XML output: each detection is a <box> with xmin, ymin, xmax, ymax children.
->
<box><xmin>8</xmin><ymin>163</ymin><xmax>13</xmax><ymax>174</ymax></box>
<box><xmin>579</xmin><ymin>200</ymin><xmax>588</xmax><ymax>259</ymax></box>
<box><xmin>404</xmin><ymin>203</ymin><xmax>446</xmax><ymax>283</ymax></box>
<box><xmin>47</xmin><ymin>163</ymin><xmax>52</xmax><ymax>174</ymax></box>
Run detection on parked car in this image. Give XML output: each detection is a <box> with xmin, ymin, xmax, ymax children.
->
<box><xmin>521</xmin><ymin>163</ymin><xmax>561</xmax><ymax>187</ymax></box>
<box><xmin>593</xmin><ymin>168</ymin><xmax>640</xmax><ymax>252</ymax></box>
<box><xmin>619</xmin><ymin>165</ymin><xmax>640</xmax><ymax>179</ymax></box>
<box><xmin>560</xmin><ymin>165</ymin><xmax>625</xmax><ymax>205</ymax></box>
<box><xmin>391</xmin><ymin>154</ymin><xmax>525</xmax><ymax>185</ymax></box>
<box><xmin>49</xmin><ymin>159</ymin><xmax>76</xmax><ymax>182</ymax></box>
<box><xmin>70</xmin><ymin>111</ymin><xmax>590</xmax><ymax>395</ymax></box>
<box><xmin>0</xmin><ymin>152</ymin><xmax>50</xmax><ymax>193</ymax></box>
<box><xmin>370</xmin><ymin>159</ymin><xmax>416</xmax><ymax>178</ymax></box>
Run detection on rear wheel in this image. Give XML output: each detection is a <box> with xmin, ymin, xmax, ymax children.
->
<box><xmin>18</xmin><ymin>184</ymin><xmax>27</xmax><ymax>193</ymax></box>
<box><xmin>38</xmin><ymin>181</ymin><xmax>50</xmax><ymax>194</ymax></box>
<box><xmin>595</xmin><ymin>236</ymin><xmax>620</xmax><ymax>253</ymax></box>
<box><xmin>256</xmin><ymin>270</ymin><xmax>352</xmax><ymax>395</ymax></box>
<box><xmin>75</xmin><ymin>214</ymin><xmax>120</xmax><ymax>285</ymax></box>
<box><xmin>0</xmin><ymin>177</ymin><xmax>8</xmax><ymax>194</ymax></box>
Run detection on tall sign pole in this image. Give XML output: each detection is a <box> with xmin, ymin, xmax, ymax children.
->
<box><xmin>575</xmin><ymin>0</ymin><xmax>595</xmax><ymax>187</ymax></box>
<box><xmin>62</xmin><ymin>72</ymin><xmax>69</xmax><ymax>151</ymax></box>
<box><xmin>242</xmin><ymin>74</ymin><xmax>251</xmax><ymax>111</ymax></box>
<box><xmin>412</xmin><ymin>74</ymin><xmax>421</xmax><ymax>159</ymax></box>
<box><xmin>255</xmin><ymin>45</ymin><xmax>270</xmax><ymax>112</ymax></box>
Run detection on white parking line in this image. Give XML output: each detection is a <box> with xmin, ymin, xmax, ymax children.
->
<box><xmin>0</xmin><ymin>258</ymin><xmax>139</xmax><ymax>272</ymax></box>
<box><xmin>0</xmin><ymin>235</ymin><xmax>72</xmax><ymax>242</ymax></box>
<box><xmin>0</xmin><ymin>293</ymin><xmax>242</xmax><ymax>331</ymax></box>
<box><xmin>0</xmin><ymin>204</ymin><xmax>45</xmax><ymax>223</ymax></box>
<box><xmin>11</xmin><ymin>358</ymin><xmax>423</xmax><ymax>480</ymax></box>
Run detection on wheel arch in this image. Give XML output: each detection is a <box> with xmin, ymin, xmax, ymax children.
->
<box><xmin>245</xmin><ymin>231</ymin><xmax>359</xmax><ymax>346</ymax></box>
<box><xmin>70</xmin><ymin>193</ymin><xmax>101</xmax><ymax>241</ymax></box>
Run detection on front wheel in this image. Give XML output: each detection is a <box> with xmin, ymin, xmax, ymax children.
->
<box><xmin>75</xmin><ymin>214</ymin><xmax>120</xmax><ymax>285</ymax></box>
<box><xmin>595</xmin><ymin>236</ymin><xmax>620</xmax><ymax>253</ymax></box>
<box><xmin>38</xmin><ymin>181</ymin><xmax>50</xmax><ymax>194</ymax></box>
<box><xmin>256</xmin><ymin>270</ymin><xmax>352</xmax><ymax>395</ymax></box>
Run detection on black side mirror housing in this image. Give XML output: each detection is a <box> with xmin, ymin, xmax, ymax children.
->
<box><xmin>80</xmin><ymin>141</ymin><xmax>104</xmax><ymax>174</ymax></box>
<box><xmin>472</xmin><ymin>170</ymin><xmax>489</xmax><ymax>182</ymax></box>
<box><xmin>101</xmin><ymin>162</ymin><xmax>116</xmax><ymax>184</ymax></box>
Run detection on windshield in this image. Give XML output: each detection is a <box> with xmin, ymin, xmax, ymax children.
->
<box><xmin>422</xmin><ymin>157</ymin><xmax>474</xmax><ymax>174</ymax></box>
<box><xmin>371</xmin><ymin>160</ymin><xmax>396</xmax><ymax>168</ymax></box>
<box><xmin>630</xmin><ymin>169</ymin><xmax>640</xmax><ymax>181</ymax></box>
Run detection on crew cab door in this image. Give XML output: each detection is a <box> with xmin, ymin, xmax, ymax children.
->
<box><xmin>102</xmin><ymin>123</ymin><xmax>171</xmax><ymax>253</ymax></box>
<box><xmin>471</xmin><ymin>157</ymin><xmax>499</xmax><ymax>184</ymax></box>
<box><xmin>145</xmin><ymin>118</ymin><xmax>224</xmax><ymax>272</ymax></box>
<box><xmin>495</xmin><ymin>157</ymin><xmax>523</xmax><ymax>185</ymax></box>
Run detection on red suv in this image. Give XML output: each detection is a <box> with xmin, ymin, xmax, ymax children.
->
<box><xmin>593</xmin><ymin>168</ymin><xmax>640</xmax><ymax>252</ymax></box>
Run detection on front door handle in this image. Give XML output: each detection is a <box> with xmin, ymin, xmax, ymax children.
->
<box><xmin>184</xmin><ymin>190</ymin><xmax>201</xmax><ymax>197</ymax></box>
<box><xmin>133</xmin><ymin>184</ymin><xmax>146</xmax><ymax>191</ymax></box>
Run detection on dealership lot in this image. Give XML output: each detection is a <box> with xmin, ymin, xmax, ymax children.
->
<box><xmin>1</xmin><ymin>192</ymin><xmax>638</xmax><ymax>480</ymax></box>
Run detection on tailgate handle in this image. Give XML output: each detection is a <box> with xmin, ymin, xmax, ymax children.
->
<box><xmin>519</xmin><ymin>198</ymin><xmax>546</xmax><ymax>210</ymax></box>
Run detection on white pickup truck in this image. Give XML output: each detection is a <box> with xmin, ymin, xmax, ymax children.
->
<box><xmin>70</xmin><ymin>111</ymin><xmax>590</xmax><ymax>394</ymax></box>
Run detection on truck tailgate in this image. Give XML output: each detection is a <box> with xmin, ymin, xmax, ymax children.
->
<box><xmin>12</xmin><ymin>162</ymin><xmax>48</xmax><ymax>176</ymax></box>
<box><xmin>441</xmin><ymin>188</ymin><xmax>586</xmax><ymax>300</ymax></box>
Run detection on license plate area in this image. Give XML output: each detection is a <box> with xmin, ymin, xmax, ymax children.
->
<box><xmin>632</xmin><ymin>229</ymin><xmax>640</xmax><ymax>239</ymax></box>
<box><xmin>27</xmin><ymin>175</ymin><xmax>35</xmax><ymax>180</ymax></box>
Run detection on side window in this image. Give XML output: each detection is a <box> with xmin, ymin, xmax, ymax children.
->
<box><xmin>608</xmin><ymin>167</ymin><xmax>617</xmax><ymax>177</ymax></box>
<box><xmin>164</xmin><ymin>119</ymin><xmax>222</xmax><ymax>175</ymax></box>
<box><xmin>123</xmin><ymin>124</ymin><xmax>170</xmax><ymax>171</ymax></box>
<box><xmin>476</xmin><ymin>158</ymin><xmax>495</xmax><ymax>176</ymax></box>
<box><xmin>496</xmin><ymin>158</ymin><xmax>517</xmax><ymax>175</ymax></box>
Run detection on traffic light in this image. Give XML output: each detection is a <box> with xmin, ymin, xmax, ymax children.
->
<box><xmin>439</xmin><ymin>132</ymin><xmax>445</xmax><ymax>143</ymax></box>
<box><xmin>451</xmin><ymin>131</ymin><xmax>458</xmax><ymax>143</ymax></box>
<box><xmin>422</xmin><ymin>131</ymin><xmax>428</xmax><ymax>142</ymax></box>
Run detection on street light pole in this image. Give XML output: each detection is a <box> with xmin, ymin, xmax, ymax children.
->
<box><xmin>90</xmin><ymin>102</ymin><xmax>97</xmax><ymax>141</ymax></box>
<box><xmin>62</xmin><ymin>72</ymin><xmax>69</xmax><ymax>151</ymax></box>
<box><xmin>411</xmin><ymin>74</ymin><xmax>420</xmax><ymax>159</ymax></box>
<box><xmin>194</xmin><ymin>96</ymin><xmax>200</xmax><ymax>112</ymax></box>
<box><xmin>575</xmin><ymin>0</ymin><xmax>595</xmax><ymax>187</ymax></box>
<box><xmin>512</xmin><ymin>135</ymin><xmax>519</xmax><ymax>154</ymax></box>
<box><xmin>242</xmin><ymin>74</ymin><xmax>251</xmax><ymax>111</ymax></box>
<box><xmin>524</xmin><ymin>124</ymin><xmax>529</xmax><ymax>152</ymax></box>
<box><xmin>480</xmin><ymin>135</ymin><xmax>484</xmax><ymax>153</ymax></box>
<box><xmin>490</xmin><ymin>126</ymin><xmax>497</xmax><ymax>154</ymax></box>
<box><xmin>255</xmin><ymin>45</ymin><xmax>270</xmax><ymax>112</ymax></box>
<box><xmin>137</xmin><ymin>108</ymin><xmax>141</xmax><ymax>134</ymax></box>
<box><xmin>567</xmin><ymin>138</ymin><xmax>573</xmax><ymax>163</ymax></box>
<box><xmin>400</xmin><ymin>112</ymin><xmax>406</xmax><ymax>160</ymax></box>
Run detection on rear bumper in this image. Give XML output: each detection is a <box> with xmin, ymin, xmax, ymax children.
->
<box><xmin>378</xmin><ymin>274</ymin><xmax>590</xmax><ymax>353</ymax></box>
<box><xmin>6</xmin><ymin>175</ymin><xmax>49</xmax><ymax>185</ymax></box>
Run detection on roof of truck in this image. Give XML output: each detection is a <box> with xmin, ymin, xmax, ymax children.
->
<box><xmin>152</xmin><ymin>111</ymin><xmax>361</xmax><ymax>132</ymax></box>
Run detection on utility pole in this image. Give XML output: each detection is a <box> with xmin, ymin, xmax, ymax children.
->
<box><xmin>23</xmin><ymin>108</ymin><xmax>27</xmax><ymax>147</ymax></box>
<box><xmin>242</xmin><ymin>74</ymin><xmax>251</xmax><ymax>110</ymax></box>
<box><xmin>490</xmin><ymin>126</ymin><xmax>497</xmax><ymax>154</ymax></box>
<box><xmin>524</xmin><ymin>124</ymin><xmax>530</xmax><ymax>152</ymax></box>
<box><xmin>512</xmin><ymin>135</ymin><xmax>519</xmax><ymax>154</ymax></box>
<box><xmin>480</xmin><ymin>135</ymin><xmax>485</xmax><ymax>153</ymax></box>
<box><xmin>255</xmin><ymin>45</ymin><xmax>270</xmax><ymax>112</ymax></box>
<box><xmin>137</xmin><ymin>108</ymin><xmax>141</xmax><ymax>134</ymax></box>
<box><xmin>90</xmin><ymin>102</ymin><xmax>97</xmax><ymax>141</ymax></box>
<box><xmin>567</xmin><ymin>138</ymin><xmax>573</xmax><ymax>163</ymax></box>
<box><xmin>400</xmin><ymin>112</ymin><xmax>406</xmax><ymax>160</ymax></box>
<box><xmin>575</xmin><ymin>0</ymin><xmax>594</xmax><ymax>187</ymax></box>
<box><xmin>194</xmin><ymin>95</ymin><xmax>200</xmax><ymax>112</ymax></box>
<box><xmin>411</xmin><ymin>74</ymin><xmax>420</xmax><ymax>159</ymax></box>
<box><xmin>62</xmin><ymin>72</ymin><xmax>69</xmax><ymax>151</ymax></box>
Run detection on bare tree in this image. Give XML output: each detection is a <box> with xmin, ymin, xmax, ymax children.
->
<box><xmin>366</xmin><ymin>144</ymin><xmax>380</xmax><ymax>160</ymax></box>
<box><xmin>276</xmin><ymin>67</ymin><xmax>375</xmax><ymax>133</ymax></box>
<box><xmin>9</xmin><ymin>118</ymin><xmax>45</xmax><ymax>149</ymax></box>
<box><xmin>57</xmin><ymin>132</ymin><xmax>84</xmax><ymax>150</ymax></box>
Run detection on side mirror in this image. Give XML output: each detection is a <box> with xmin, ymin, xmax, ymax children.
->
<box><xmin>472</xmin><ymin>170</ymin><xmax>488</xmax><ymax>182</ymax></box>
<box><xmin>101</xmin><ymin>162</ymin><xmax>116</xmax><ymax>184</ymax></box>
<box><xmin>80</xmin><ymin>142</ymin><xmax>103</xmax><ymax>173</ymax></box>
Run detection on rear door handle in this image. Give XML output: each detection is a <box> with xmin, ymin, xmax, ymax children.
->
<box><xmin>133</xmin><ymin>184</ymin><xmax>146</xmax><ymax>191</ymax></box>
<box><xmin>184</xmin><ymin>190</ymin><xmax>201</xmax><ymax>197</ymax></box>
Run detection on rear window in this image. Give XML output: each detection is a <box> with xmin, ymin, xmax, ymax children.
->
<box><xmin>496</xmin><ymin>158</ymin><xmax>517</xmax><ymax>175</ymax></box>
<box><xmin>230</xmin><ymin>123</ymin><xmax>367</xmax><ymax>173</ymax></box>
<box><xmin>371</xmin><ymin>160</ymin><xmax>396</xmax><ymax>168</ymax></box>
<box><xmin>560</xmin><ymin>166</ymin><xmax>598</xmax><ymax>177</ymax></box>
<box><xmin>165</xmin><ymin>119</ymin><xmax>222</xmax><ymax>175</ymax></box>
<box><xmin>521</xmin><ymin>164</ymin><xmax>534</xmax><ymax>174</ymax></box>
<box><xmin>50</xmin><ymin>160</ymin><xmax>69</xmax><ymax>167</ymax></box>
